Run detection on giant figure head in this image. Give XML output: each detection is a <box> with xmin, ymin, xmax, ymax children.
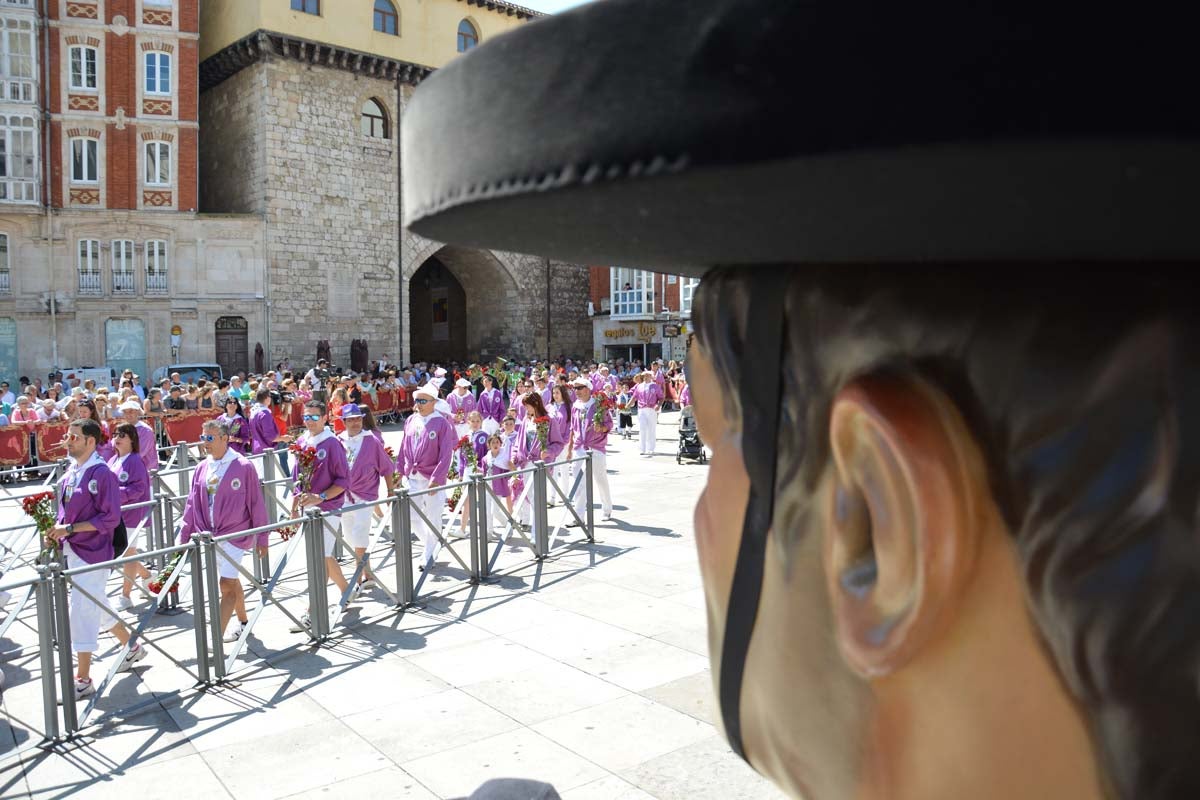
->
<box><xmin>400</xmin><ymin>1</ymin><xmax>1200</xmax><ymax>797</ymax></box>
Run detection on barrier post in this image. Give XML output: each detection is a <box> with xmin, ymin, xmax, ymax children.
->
<box><xmin>190</xmin><ymin>539</ymin><xmax>211</xmax><ymax>685</ymax></box>
<box><xmin>176</xmin><ymin>442</ymin><xmax>189</xmax><ymax>484</ymax></box>
<box><xmin>34</xmin><ymin>567</ymin><xmax>59</xmax><ymax>740</ymax></box>
<box><xmin>201</xmin><ymin>534</ymin><xmax>227</xmax><ymax>680</ymax></box>
<box><xmin>258</xmin><ymin>454</ymin><xmax>276</xmax><ymax>581</ymax></box>
<box><xmin>394</xmin><ymin>490</ymin><xmax>414</xmax><ymax>606</ymax></box>
<box><xmin>585</xmin><ymin>452</ymin><xmax>595</xmax><ymax>542</ymax></box>
<box><xmin>49</xmin><ymin>562</ymin><xmax>78</xmax><ymax>734</ymax></box>
<box><xmin>304</xmin><ymin>510</ymin><xmax>329</xmax><ymax>639</ymax></box>
<box><xmin>473</xmin><ymin>476</ymin><xmax>490</xmax><ymax>580</ymax></box>
<box><xmin>467</xmin><ymin>477</ymin><xmax>481</xmax><ymax>582</ymax></box>
<box><xmin>533</xmin><ymin>461</ymin><xmax>549</xmax><ymax>558</ymax></box>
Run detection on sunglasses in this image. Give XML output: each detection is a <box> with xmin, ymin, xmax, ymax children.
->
<box><xmin>302</xmin><ymin>414</ymin><xmax>322</xmax><ymax>421</ymax></box>
<box><xmin>201</xmin><ymin>434</ymin><xmax>225</xmax><ymax>442</ymax></box>
<box><xmin>413</xmin><ymin>399</ymin><xmax>432</xmax><ymax>406</ymax></box>
<box><xmin>64</xmin><ymin>433</ymin><xmax>86</xmax><ymax>442</ymax></box>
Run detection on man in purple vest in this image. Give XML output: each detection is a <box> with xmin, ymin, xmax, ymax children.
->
<box><xmin>179</xmin><ymin>418</ymin><xmax>269</xmax><ymax>643</ymax></box>
<box><xmin>567</xmin><ymin>378</ymin><xmax>613</xmax><ymax>521</ymax></box>
<box><xmin>397</xmin><ymin>383</ymin><xmax>455</xmax><ymax>568</ymax></box>
<box><xmin>477</xmin><ymin>373</ymin><xmax>504</xmax><ymax>436</ymax></box>
<box><xmin>632</xmin><ymin>370</ymin><xmax>664</xmax><ymax>456</ymax></box>
<box><xmin>48</xmin><ymin>418</ymin><xmax>147</xmax><ymax>699</ymax></box>
<box><xmin>337</xmin><ymin>403</ymin><xmax>394</xmax><ymax>591</ymax></box>
<box><xmin>249</xmin><ymin>388</ymin><xmax>288</xmax><ymax>479</ymax></box>
<box><xmin>120</xmin><ymin>400</ymin><xmax>158</xmax><ymax>473</ymax></box>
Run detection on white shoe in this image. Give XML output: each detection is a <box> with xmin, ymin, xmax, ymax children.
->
<box><xmin>359</xmin><ymin>579</ymin><xmax>377</xmax><ymax>591</ymax></box>
<box><xmin>118</xmin><ymin>643</ymin><xmax>148</xmax><ymax>672</ymax></box>
<box><xmin>602</xmin><ymin>512</ymin><xmax>613</xmax><ymax>520</ymax></box>
<box><xmin>290</xmin><ymin>613</ymin><xmax>311</xmax><ymax>633</ymax></box>
<box><xmin>222</xmin><ymin>622</ymin><xmax>245</xmax><ymax>643</ymax></box>
<box><xmin>73</xmin><ymin>677</ymin><xmax>95</xmax><ymax>701</ymax></box>
<box><xmin>117</xmin><ymin>595</ymin><xmax>134</xmax><ymax>611</ymax></box>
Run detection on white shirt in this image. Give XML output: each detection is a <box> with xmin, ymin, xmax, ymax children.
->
<box><xmin>205</xmin><ymin>448</ymin><xmax>239</xmax><ymax>525</ymax></box>
<box><xmin>0</xmin><ymin>390</ymin><xmax>15</xmax><ymax>405</ymax></box>
<box><xmin>339</xmin><ymin>430</ymin><xmax>366</xmax><ymax>468</ymax></box>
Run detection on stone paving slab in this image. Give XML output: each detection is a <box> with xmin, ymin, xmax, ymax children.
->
<box><xmin>0</xmin><ymin>412</ymin><xmax>785</xmax><ymax>799</ymax></box>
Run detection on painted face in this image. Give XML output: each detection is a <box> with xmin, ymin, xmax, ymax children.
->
<box><xmin>689</xmin><ymin>342</ymin><xmax>866</xmax><ymax>800</ymax></box>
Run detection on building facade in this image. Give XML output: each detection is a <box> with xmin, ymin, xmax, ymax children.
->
<box><xmin>198</xmin><ymin>0</ymin><xmax>592</xmax><ymax>370</ymax></box>
<box><xmin>0</xmin><ymin>0</ymin><xmax>265</xmax><ymax>385</ymax></box>
<box><xmin>588</xmin><ymin>267</ymin><xmax>700</xmax><ymax>366</ymax></box>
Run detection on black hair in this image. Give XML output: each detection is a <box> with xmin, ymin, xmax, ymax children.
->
<box><xmin>255</xmin><ymin>388</ymin><xmax>272</xmax><ymax>403</ymax></box>
<box><xmin>693</xmin><ymin>265</ymin><xmax>1200</xmax><ymax>800</ymax></box>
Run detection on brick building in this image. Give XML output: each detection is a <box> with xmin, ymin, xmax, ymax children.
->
<box><xmin>0</xmin><ymin>0</ymin><xmax>266</xmax><ymax>385</ymax></box>
<box><xmin>587</xmin><ymin>267</ymin><xmax>700</xmax><ymax>366</ymax></box>
<box><xmin>198</xmin><ymin>0</ymin><xmax>592</xmax><ymax>369</ymax></box>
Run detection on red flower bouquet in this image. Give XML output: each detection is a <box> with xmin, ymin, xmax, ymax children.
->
<box><xmin>592</xmin><ymin>392</ymin><xmax>615</xmax><ymax>431</ymax></box>
<box><xmin>277</xmin><ymin>525</ymin><xmax>298</xmax><ymax>542</ymax></box>
<box><xmin>148</xmin><ymin>551</ymin><xmax>183</xmax><ymax>594</ymax></box>
<box><xmin>534</xmin><ymin>416</ymin><xmax>550</xmax><ymax>451</ymax></box>
<box><xmin>288</xmin><ymin>442</ymin><xmax>319</xmax><ymax>493</ymax></box>
<box><xmin>23</xmin><ymin>491</ymin><xmax>59</xmax><ymax>562</ymax></box>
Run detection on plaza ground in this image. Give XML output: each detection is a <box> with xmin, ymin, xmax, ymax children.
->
<box><xmin>0</xmin><ymin>411</ymin><xmax>784</xmax><ymax>799</ymax></box>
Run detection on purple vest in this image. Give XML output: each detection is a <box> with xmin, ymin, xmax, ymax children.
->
<box><xmin>56</xmin><ymin>458</ymin><xmax>121</xmax><ymax>565</ymax></box>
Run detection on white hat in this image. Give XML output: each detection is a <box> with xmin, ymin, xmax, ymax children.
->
<box><xmin>572</xmin><ymin>377</ymin><xmax>590</xmax><ymax>388</ymax></box>
<box><xmin>599</xmin><ymin>365</ymin><xmax>610</xmax><ymax>372</ymax></box>
<box><xmin>413</xmin><ymin>383</ymin><xmax>439</xmax><ymax>400</ymax></box>
<box><xmin>119</xmin><ymin>400</ymin><xmax>143</xmax><ymax>412</ymax></box>
<box><xmin>434</xmin><ymin>367</ymin><xmax>448</xmax><ymax>377</ymax></box>
<box><xmin>455</xmin><ymin>378</ymin><xmax>471</xmax><ymax>388</ymax></box>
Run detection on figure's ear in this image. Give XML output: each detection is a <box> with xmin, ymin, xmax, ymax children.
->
<box><xmin>824</xmin><ymin>373</ymin><xmax>986</xmax><ymax>678</ymax></box>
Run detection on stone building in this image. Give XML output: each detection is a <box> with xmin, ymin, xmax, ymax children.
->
<box><xmin>0</xmin><ymin>0</ymin><xmax>265</xmax><ymax>385</ymax></box>
<box><xmin>198</xmin><ymin>0</ymin><xmax>592</xmax><ymax>370</ymax></box>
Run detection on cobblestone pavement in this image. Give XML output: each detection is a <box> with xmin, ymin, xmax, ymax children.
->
<box><xmin>0</xmin><ymin>412</ymin><xmax>785</xmax><ymax>799</ymax></box>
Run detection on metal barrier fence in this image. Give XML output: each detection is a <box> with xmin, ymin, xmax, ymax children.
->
<box><xmin>0</xmin><ymin>446</ymin><xmax>595</xmax><ymax>756</ymax></box>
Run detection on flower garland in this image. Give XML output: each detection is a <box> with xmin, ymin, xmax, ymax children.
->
<box><xmin>446</xmin><ymin>435</ymin><xmax>478</xmax><ymax>511</ymax></box>
<box><xmin>22</xmin><ymin>491</ymin><xmax>59</xmax><ymax>562</ymax></box>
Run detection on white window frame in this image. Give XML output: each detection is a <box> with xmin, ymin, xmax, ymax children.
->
<box><xmin>78</xmin><ymin>238</ymin><xmax>102</xmax><ymax>294</ymax></box>
<box><xmin>112</xmin><ymin>239</ymin><xmax>134</xmax><ymax>294</ymax></box>
<box><xmin>680</xmin><ymin>277</ymin><xmax>700</xmax><ymax>314</ymax></box>
<box><xmin>1</xmin><ymin>16</ymin><xmax>36</xmax><ymax>103</ymax></box>
<box><xmin>0</xmin><ymin>113</ymin><xmax>37</xmax><ymax>203</ymax></box>
<box><xmin>145</xmin><ymin>239</ymin><xmax>168</xmax><ymax>294</ymax></box>
<box><xmin>610</xmin><ymin>267</ymin><xmax>655</xmax><ymax>318</ymax></box>
<box><xmin>69</xmin><ymin>137</ymin><xmax>98</xmax><ymax>183</ymax></box>
<box><xmin>144</xmin><ymin>51</ymin><xmax>170</xmax><ymax>95</ymax></box>
<box><xmin>0</xmin><ymin>232</ymin><xmax>10</xmax><ymax>294</ymax></box>
<box><xmin>69</xmin><ymin>45</ymin><xmax>98</xmax><ymax>91</ymax></box>
<box><xmin>144</xmin><ymin>140</ymin><xmax>170</xmax><ymax>186</ymax></box>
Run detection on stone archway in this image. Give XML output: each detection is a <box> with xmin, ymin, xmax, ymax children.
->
<box><xmin>406</xmin><ymin>244</ymin><xmax>522</xmax><ymax>362</ymax></box>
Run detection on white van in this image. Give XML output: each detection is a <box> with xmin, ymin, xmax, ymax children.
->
<box><xmin>54</xmin><ymin>366</ymin><xmax>117</xmax><ymax>390</ymax></box>
<box><xmin>150</xmin><ymin>363</ymin><xmax>224</xmax><ymax>385</ymax></box>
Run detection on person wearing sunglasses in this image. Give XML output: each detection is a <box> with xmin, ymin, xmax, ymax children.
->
<box><xmin>178</xmin><ymin>420</ymin><xmax>268</xmax><ymax>644</ymax></box>
<box><xmin>219</xmin><ymin>396</ymin><xmax>251</xmax><ymax>455</ymax></box>
<box><xmin>47</xmin><ymin>419</ymin><xmax>146</xmax><ymax>699</ymax></box>
<box><xmin>396</xmin><ymin>383</ymin><xmax>455</xmax><ymax>570</ymax></box>
<box><xmin>336</xmin><ymin>403</ymin><xmax>395</xmax><ymax>592</ymax></box>
<box><xmin>288</xmin><ymin>401</ymin><xmax>351</xmax><ymax>629</ymax></box>
<box><xmin>109</xmin><ymin>422</ymin><xmax>153</xmax><ymax>610</ymax></box>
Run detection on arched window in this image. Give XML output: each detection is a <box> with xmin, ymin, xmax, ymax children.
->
<box><xmin>373</xmin><ymin>0</ymin><xmax>398</xmax><ymax>35</ymax></box>
<box><xmin>457</xmin><ymin>19</ymin><xmax>479</xmax><ymax>53</ymax></box>
<box><xmin>360</xmin><ymin>98</ymin><xmax>388</xmax><ymax>139</ymax></box>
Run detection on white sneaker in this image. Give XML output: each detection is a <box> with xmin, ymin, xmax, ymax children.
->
<box><xmin>118</xmin><ymin>643</ymin><xmax>147</xmax><ymax>672</ymax></box>
<box><xmin>359</xmin><ymin>579</ymin><xmax>377</xmax><ymax>591</ymax></box>
<box><xmin>602</xmin><ymin>511</ymin><xmax>613</xmax><ymax>520</ymax></box>
<box><xmin>117</xmin><ymin>595</ymin><xmax>134</xmax><ymax>611</ymax></box>
<box><xmin>74</xmin><ymin>677</ymin><xmax>95</xmax><ymax>700</ymax></box>
<box><xmin>222</xmin><ymin>622</ymin><xmax>245</xmax><ymax>643</ymax></box>
<box><xmin>290</xmin><ymin>613</ymin><xmax>311</xmax><ymax>633</ymax></box>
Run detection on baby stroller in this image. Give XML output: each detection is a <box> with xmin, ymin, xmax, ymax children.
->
<box><xmin>677</xmin><ymin>407</ymin><xmax>707</xmax><ymax>464</ymax></box>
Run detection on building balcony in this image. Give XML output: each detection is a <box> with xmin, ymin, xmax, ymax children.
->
<box><xmin>0</xmin><ymin>178</ymin><xmax>38</xmax><ymax>204</ymax></box>
<box><xmin>113</xmin><ymin>271</ymin><xmax>136</xmax><ymax>295</ymax></box>
<box><xmin>78</xmin><ymin>271</ymin><xmax>102</xmax><ymax>295</ymax></box>
<box><xmin>146</xmin><ymin>271</ymin><xmax>168</xmax><ymax>295</ymax></box>
<box><xmin>610</xmin><ymin>289</ymin><xmax>655</xmax><ymax>319</ymax></box>
<box><xmin>0</xmin><ymin>270</ymin><xmax>10</xmax><ymax>294</ymax></box>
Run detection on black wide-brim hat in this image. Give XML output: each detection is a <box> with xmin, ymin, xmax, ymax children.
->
<box><xmin>402</xmin><ymin>0</ymin><xmax>1199</xmax><ymax>275</ymax></box>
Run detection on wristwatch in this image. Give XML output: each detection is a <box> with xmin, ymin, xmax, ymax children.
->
<box><xmin>319</xmin><ymin>492</ymin><xmax>327</xmax><ymax>501</ymax></box>
<box><xmin>65</xmin><ymin>523</ymin><xmax>74</xmax><ymax>535</ymax></box>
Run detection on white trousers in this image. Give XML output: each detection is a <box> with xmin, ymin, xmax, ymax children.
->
<box><xmin>64</xmin><ymin>545</ymin><xmax>112</xmax><ymax>653</ymax></box>
<box><xmin>407</xmin><ymin>474</ymin><xmax>443</xmax><ymax>559</ymax></box>
<box><xmin>573</xmin><ymin>449</ymin><xmax>612</xmax><ymax>518</ymax></box>
<box><xmin>340</xmin><ymin>497</ymin><xmax>373</xmax><ymax>550</ymax></box>
<box><xmin>637</xmin><ymin>407</ymin><xmax>658</xmax><ymax>454</ymax></box>
<box><xmin>551</xmin><ymin>449</ymin><xmax>571</xmax><ymax>501</ymax></box>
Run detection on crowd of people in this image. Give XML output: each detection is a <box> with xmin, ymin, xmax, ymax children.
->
<box><xmin>5</xmin><ymin>354</ymin><xmax>693</xmax><ymax>702</ymax></box>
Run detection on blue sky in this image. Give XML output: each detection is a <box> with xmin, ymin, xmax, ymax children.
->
<box><xmin>521</xmin><ymin>0</ymin><xmax>594</xmax><ymax>14</ymax></box>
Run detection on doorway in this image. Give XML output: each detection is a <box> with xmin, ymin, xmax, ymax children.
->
<box><xmin>215</xmin><ymin>316</ymin><xmax>249</xmax><ymax>377</ymax></box>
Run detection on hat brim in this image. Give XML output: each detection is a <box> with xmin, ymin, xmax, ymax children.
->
<box><xmin>403</xmin><ymin>0</ymin><xmax>1200</xmax><ymax>269</ymax></box>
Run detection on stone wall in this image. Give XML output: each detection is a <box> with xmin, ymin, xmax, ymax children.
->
<box><xmin>198</xmin><ymin>65</ymin><xmax>265</xmax><ymax>215</ymax></box>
